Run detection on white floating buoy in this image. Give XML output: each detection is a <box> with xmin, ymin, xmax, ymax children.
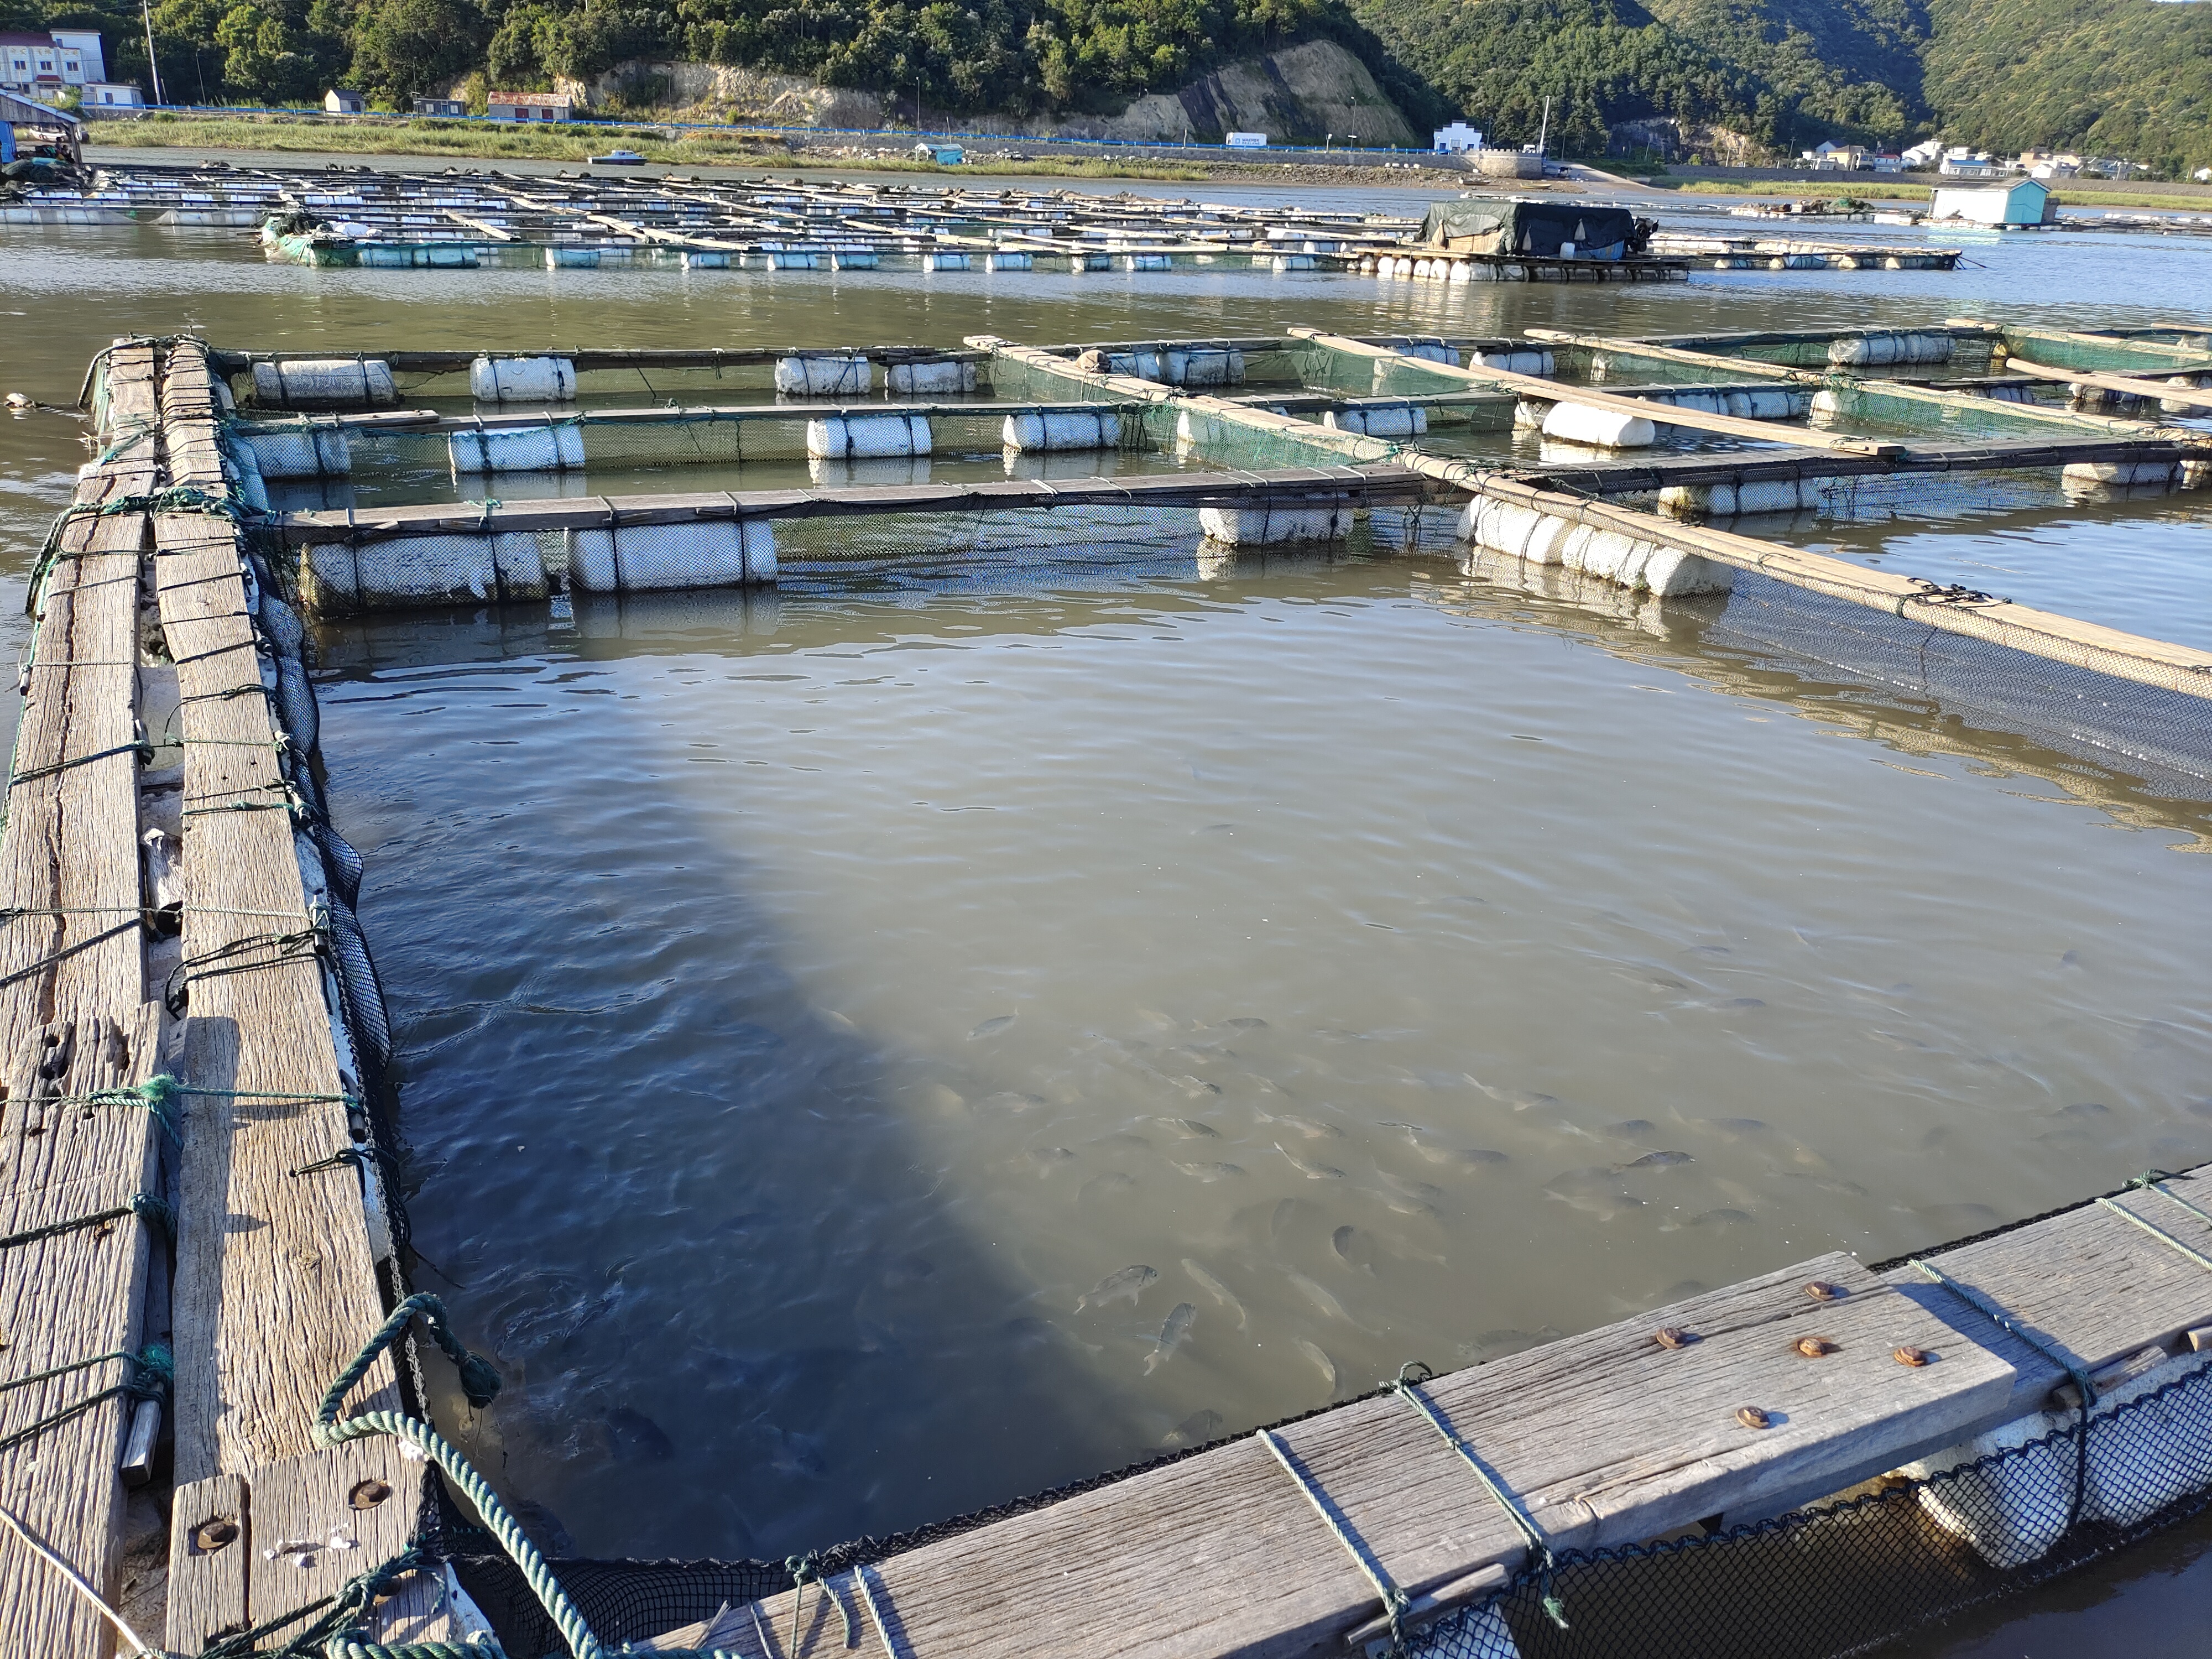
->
<box><xmin>565</xmin><ymin>520</ymin><xmax>774</xmax><ymax>592</ymax></box>
<box><xmin>774</xmin><ymin>354</ymin><xmax>872</xmax><ymax>396</ymax></box>
<box><xmin>1198</xmin><ymin>502</ymin><xmax>1349</xmax><ymax>545</ymax></box>
<box><xmin>1001</xmin><ymin>411</ymin><xmax>1120</xmax><ymax>452</ymax></box>
<box><xmin>1540</xmin><ymin>401</ymin><xmax>1657</xmax><ymax>448</ymax></box>
<box><xmin>805</xmin><ymin>414</ymin><xmax>931</xmax><ymax>460</ymax></box>
<box><xmin>468</xmin><ymin>356</ymin><xmax>577</xmax><ymax>403</ymax></box>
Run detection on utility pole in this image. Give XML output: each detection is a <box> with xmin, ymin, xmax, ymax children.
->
<box><xmin>141</xmin><ymin>0</ymin><xmax>165</xmax><ymax>107</ymax></box>
<box><xmin>1537</xmin><ymin>95</ymin><xmax>1550</xmax><ymax>157</ymax></box>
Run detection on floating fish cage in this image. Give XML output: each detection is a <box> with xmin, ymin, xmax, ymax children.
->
<box><xmin>19</xmin><ymin>321</ymin><xmax>2212</xmax><ymax>1659</ymax></box>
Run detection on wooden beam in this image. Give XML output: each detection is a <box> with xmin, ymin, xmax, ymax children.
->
<box><xmin>267</xmin><ymin>466</ymin><xmax>1438</xmax><ymax>546</ymax></box>
<box><xmin>0</xmin><ymin>338</ymin><xmax>164</xmax><ymax>1659</ymax></box>
<box><xmin>2006</xmin><ymin>357</ymin><xmax>2212</xmax><ymax>411</ymax></box>
<box><xmin>1525</xmin><ymin>328</ymin><xmax>2208</xmax><ymax>447</ymax></box>
<box><xmin>1285</xmin><ymin>328</ymin><xmax>1907</xmax><ymax>456</ymax></box>
<box><xmin>1950</xmin><ymin>318</ymin><xmax>2212</xmax><ymax>376</ymax></box>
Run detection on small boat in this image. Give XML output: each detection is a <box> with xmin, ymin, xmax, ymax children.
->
<box><xmin>589</xmin><ymin>150</ymin><xmax>647</xmax><ymax>166</ymax></box>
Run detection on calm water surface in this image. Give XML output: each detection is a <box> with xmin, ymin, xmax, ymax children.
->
<box><xmin>6</xmin><ymin>177</ymin><xmax>2212</xmax><ymax>1650</ymax></box>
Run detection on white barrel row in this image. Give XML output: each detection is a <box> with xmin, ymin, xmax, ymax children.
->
<box><xmin>1659</xmin><ymin>478</ymin><xmax>1830</xmax><ymax>518</ymax></box>
<box><xmin>1898</xmin><ymin>1349</ymin><xmax>2212</xmax><ymax>1571</ymax></box>
<box><xmin>1003</xmin><ymin>411</ymin><xmax>1122</xmax><ymax>452</ymax></box>
<box><xmin>1827</xmin><ymin>331</ymin><xmax>1957</xmax><ymax>367</ymax></box>
<box><xmin>471</xmin><ymin>356</ymin><xmax>577</xmax><ymax>402</ymax></box>
<box><xmin>1198</xmin><ymin>503</ymin><xmax>1352</xmax><ymax>545</ymax></box>
<box><xmin>302</xmin><ymin>521</ymin><xmax>775</xmax><ymax>613</ymax></box>
<box><xmin>1457</xmin><ymin>495</ymin><xmax>1734</xmax><ymax>597</ymax></box>
<box><xmin>1366</xmin><ymin>256</ymin><xmax>1541</xmax><ymax>284</ymax></box>
<box><xmin>1098</xmin><ymin>348</ymin><xmax>1248</xmax><ymax>388</ymax></box>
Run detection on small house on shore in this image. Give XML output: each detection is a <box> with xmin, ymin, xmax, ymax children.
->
<box><xmin>323</xmin><ymin>88</ymin><xmax>366</xmax><ymax>115</ymax></box>
<box><xmin>413</xmin><ymin>96</ymin><xmax>466</xmax><ymax>117</ymax></box>
<box><xmin>488</xmin><ymin>90</ymin><xmax>572</xmax><ymax>122</ymax></box>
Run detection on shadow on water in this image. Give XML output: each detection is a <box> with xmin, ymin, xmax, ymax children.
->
<box><xmin>312</xmin><ymin>593</ymin><xmax>1159</xmax><ymax>1561</ymax></box>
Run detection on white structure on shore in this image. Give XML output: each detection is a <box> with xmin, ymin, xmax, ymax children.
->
<box><xmin>1432</xmin><ymin>122</ymin><xmax>1483</xmax><ymax>154</ymax></box>
<box><xmin>0</xmin><ymin>28</ymin><xmax>105</xmax><ymax>95</ymax></box>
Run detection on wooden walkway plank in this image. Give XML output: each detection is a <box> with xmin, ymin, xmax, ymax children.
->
<box><xmin>0</xmin><ymin>339</ymin><xmax>164</xmax><ymax>1659</ymax></box>
<box><xmin>746</xmin><ymin>1254</ymin><xmax>2020</xmax><ymax>1659</ymax></box>
<box><xmin>1882</xmin><ymin>1165</ymin><xmax>2212</xmax><ymax>1418</ymax></box>
<box><xmin>154</xmin><ymin>340</ymin><xmax>453</xmax><ymax>1648</ymax></box>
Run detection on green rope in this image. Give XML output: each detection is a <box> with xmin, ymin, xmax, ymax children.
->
<box><xmin>2127</xmin><ymin>1172</ymin><xmax>2212</xmax><ymax>1235</ymax></box>
<box><xmin>1385</xmin><ymin>1362</ymin><xmax>1569</xmax><ymax>1629</ymax></box>
<box><xmin>2096</xmin><ymin>1193</ymin><xmax>2212</xmax><ymax>1275</ymax></box>
<box><xmin>8</xmin><ymin>739</ymin><xmax>152</xmax><ymax>788</ymax></box>
<box><xmin>1256</xmin><ymin>1426</ymin><xmax>1412</xmax><ymax>1657</ymax></box>
<box><xmin>197</xmin><ymin>1544</ymin><xmax>447</xmax><ymax>1659</ymax></box>
<box><xmin>1910</xmin><ymin>1257</ymin><xmax>2095</xmax><ymax>1530</ymax></box>
<box><xmin>35</xmin><ymin>1076</ymin><xmax>187</xmax><ymax>1140</ymax></box>
<box><xmin>787</xmin><ymin>1553</ymin><xmax>857</xmax><ymax>1654</ymax></box>
<box><xmin>0</xmin><ymin>1344</ymin><xmax>169</xmax><ymax>1457</ymax></box>
<box><xmin>311</xmin><ymin>1297</ymin><xmax>621</xmax><ymax>1654</ymax></box>
<box><xmin>0</xmin><ymin>1192</ymin><xmax>171</xmax><ymax>1254</ymax></box>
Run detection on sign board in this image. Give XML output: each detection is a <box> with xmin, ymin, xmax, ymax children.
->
<box><xmin>1225</xmin><ymin>132</ymin><xmax>1268</xmax><ymax>148</ymax></box>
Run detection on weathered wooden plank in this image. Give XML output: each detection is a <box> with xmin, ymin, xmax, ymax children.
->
<box><xmin>267</xmin><ymin>465</ymin><xmax>1437</xmax><ymax>546</ymax></box>
<box><xmin>1512</xmin><ymin>436</ymin><xmax>2197</xmax><ymax>496</ymax></box>
<box><xmin>248</xmin><ymin>1442</ymin><xmax>421</xmax><ymax>1625</ymax></box>
<box><xmin>2005</xmin><ymin>357</ymin><xmax>2212</xmax><ymax>410</ymax></box>
<box><xmin>155</xmin><ymin>340</ymin><xmax>450</xmax><ymax>1647</ymax></box>
<box><xmin>0</xmin><ymin>337</ymin><xmax>162</xmax><ymax>1659</ymax></box>
<box><xmin>166</xmin><ymin>1473</ymin><xmax>249</xmax><ymax>1654</ymax></box>
<box><xmin>749</xmin><ymin>1253</ymin><xmax>2018</xmax><ymax>1659</ymax></box>
<box><xmin>155</xmin><ymin>438</ymin><xmax>399</xmax><ymax>1484</ymax></box>
<box><xmin>1287</xmin><ymin>328</ymin><xmax>1906</xmax><ymax>456</ymax></box>
<box><xmin>1881</xmin><ymin>1166</ymin><xmax>2212</xmax><ymax>1420</ymax></box>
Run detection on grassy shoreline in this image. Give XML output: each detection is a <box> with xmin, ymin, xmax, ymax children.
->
<box><xmin>81</xmin><ymin>112</ymin><xmax>1469</xmax><ymax>187</ymax></box>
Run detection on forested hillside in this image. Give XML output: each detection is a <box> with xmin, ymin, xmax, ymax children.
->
<box><xmin>3</xmin><ymin>0</ymin><xmax>2207</xmax><ymax>173</ymax></box>
<box><xmin>1921</xmin><ymin>0</ymin><xmax>2212</xmax><ymax>176</ymax></box>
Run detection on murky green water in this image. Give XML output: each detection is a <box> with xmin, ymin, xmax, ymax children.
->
<box><xmin>6</xmin><ymin>173</ymin><xmax>2212</xmax><ymax>1645</ymax></box>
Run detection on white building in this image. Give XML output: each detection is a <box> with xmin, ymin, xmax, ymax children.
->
<box><xmin>1930</xmin><ymin>177</ymin><xmax>2052</xmax><ymax>227</ymax></box>
<box><xmin>487</xmin><ymin>90</ymin><xmax>573</xmax><ymax>122</ymax></box>
<box><xmin>324</xmin><ymin>88</ymin><xmax>366</xmax><ymax>115</ymax></box>
<box><xmin>1900</xmin><ymin>140</ymin><xmax>1943</xmax><ymax>168</ymax></box>
<box><xmin>84</xmin><ymin>82</ymin><xmax>143</xmax><ymax>108</ymax></box>
<box><xmin>1432</xmin><ymin>122</ymin><xmax>1483</xmax><ymax>154</ymax></box>
<box><xmin>0</xmin><ymin>29</ymin><xmax>106</xmax><ymax>96</ymax></box>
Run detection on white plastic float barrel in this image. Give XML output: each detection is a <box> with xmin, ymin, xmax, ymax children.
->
<box><xmin>805</xmin><ymin>414</ymin><xmax>931</xmax><ymax>460</ymax></box>
<box><xmin>1197</xmin><ymin>502</ymin><xmax>1350</xmax><ymax>545</ymax></box>
<box><xmin>469</xmin><ymin>356</ymin><xmax>578</xmax><ymax>403</ymax></box>
<box><xmin>545</xmin><ymin>248</ymin><xmax>598</xmax><ymax>269</ymax></box>
<box><xmin>447</xmin><ymin>422</ymin><xmax>586</xmax><ymax>474</ymax></box>
<box><xmin>763</xmin><ymin>252</ymin><xmax>816</xmax><ymax>270</ymax></box>
<box><xmin>683</xmin><ymin>251</ymin><xmax>731</xmax><ymax>268</ymax></box>
<box><xmin>1125</xmin><ymin>253</ymin><xmax>1172</xmax><ymax>271</ymax></box>
<box><xmin>921</xmin><ymin>252</ymin><xmax>970</xmax><ymax>273</ymax></box>
<box><xmin>1475</xmin><ymin>349</ymin><xmax>1554</xmax><ymax>376</ymax></box>
<box><xmin>1657</xmin><ymin>478</ymin><xmax>1824</xmax><ymax>518</ymax></box>
<box><xmin>1456</xmin><ymin>496</ymin><xmax>1732</xmax><ymax>596</ymax></box>
<box><xmin>1827</xmin><ymin>331</ymin><xmax>1955</xmax><ymax>367</ymax></box>
<box><xmin>2063</xmin><ymin>459</ymin><xmax>2178</xmax><ymax>489</ymax></box>
<box><xmin>1540</xmin><ymin>402</ymin><xmax>1658</xmax><ymax>448</ymax></box>
<box><xmin>1271</xmin><ymin>254</ymin><xmax>1317</xmax><ymax>272</ymax></box>
<box><xmin>831</xmin><ymin>249</ymin><xmax>878</xmax><ymax>270</ymax></box>
<box><xmin>302</xmin><ymin>532</ymin><xmax>546</xmax><ymax>614</ymax></box>
<box><xmin>885</xmin><ymin>359</ymin><xmax>978</xmax><ymax>395</ymax></box>
<box><xmin>775</xmin><ymin>354</ymin><xmax>872</xmax><ymax>396</ymax></box>
<box><xmin>1001</xmin><ymin>411</ymin><xmax>1121</xmax><ymax>452</ymax></box>
<box><xmin>1398</xmin><ymin>342</ymin><xmax>1459</xmax><ymax>366</ymax></box>
<box><xmin>1162</xmin><ymin>349</ymin><xmax>1245</xmax><ymax>388</ymax></box>
<box><xmin>1325</xmin><ymin>405</ymin><xmax>1427</xmax><ymax>439</ymax></box>
<box><xmin>251</xmin><ymin>359</ymin><xmax>397</xmax><ymax>410</ymax></box>
<box><xmin>985</xmin><ymin>252</ymin><xmax>1032</xmax><ymax>272</ymax></box>
<box><xmin>1103</xmin><ymin>350</ymin><xmax>1164</xmax><ymax>382</ymax></box>
<box><xmin>565</xmin><ymin>520</ymin><xmax>774</xmax><ymax>591</ymax></box>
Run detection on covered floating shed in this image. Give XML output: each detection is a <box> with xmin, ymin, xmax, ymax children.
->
<box><xmin>1930</xmin><ymin>178</ymin><xmax>2054</xmax><ymax>227</ymax></box>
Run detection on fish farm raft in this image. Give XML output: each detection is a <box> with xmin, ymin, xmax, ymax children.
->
<box><xmin>4</xmin><ymin>304</ymin><xmax>2212</xmax><ymax>1659</ymax></box>
<box><xmin>0</xmin><ymin>161</ymin><xmax>1969</xmax><ymax>280</ymax></box>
